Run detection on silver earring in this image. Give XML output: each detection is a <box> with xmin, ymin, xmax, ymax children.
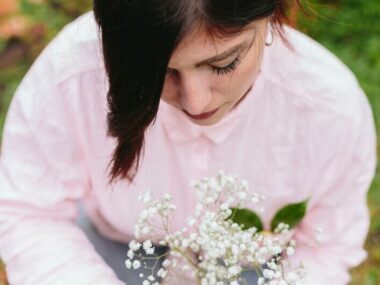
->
<box><xmin>265</xmin><ymin>24</ymin><xmax>274</xmax><ymax>47</ymax></box>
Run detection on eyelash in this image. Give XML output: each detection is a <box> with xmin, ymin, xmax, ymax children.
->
<box><xmin>211</xmin><ymin>55</ymin><xmax>242</xmax><ymax>76</ymax></box>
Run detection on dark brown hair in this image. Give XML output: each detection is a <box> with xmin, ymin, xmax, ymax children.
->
<box><xmin>92</xmin><ymin>0</ymin><xmax>304</xmax><ymax>185</ymax></box>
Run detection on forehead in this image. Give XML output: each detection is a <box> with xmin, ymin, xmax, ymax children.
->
<box><xmin>168</xmin><ymin>22</ymin><xmax>257</xmax><ymax>69</ymax></box>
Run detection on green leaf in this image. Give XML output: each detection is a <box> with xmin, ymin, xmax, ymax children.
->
<box><xmin>228</xmin><ymin>207</ymin><xmax>263</xmax><ymax>232</ymax></box>
<box><xmin>270</xmin><ymin>199</ymin><xmax>309</xmax><ymax>232</ymax></box>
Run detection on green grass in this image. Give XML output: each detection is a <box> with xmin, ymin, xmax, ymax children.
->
<box><xmin>0</xmin><ymin>1</ymin><xmax>379</xmax><ymax>284</ymax></box>
<box><xmin>0</xmin><ymin>59</ymin><xmax>28</xmax><ymax>134</ymax></box>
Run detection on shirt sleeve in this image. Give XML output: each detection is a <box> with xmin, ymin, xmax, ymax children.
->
<box><xmin>0</xmin><ymin>24</ymin><xmax>125</xmax><ymax>285</ymax></box>
<box><xmin>285</xmin><ymin>85</ymin><xmax>377</xmax><ymax>285</ymax></box>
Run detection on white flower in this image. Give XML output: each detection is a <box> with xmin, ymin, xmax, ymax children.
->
<box><xmin>125</xmin><ymin>259</ymin><xmax>132</xmax><ymax>269</ymax></box>
<box><xmin>237</xmin><ymin>191</ymin><xmax>247</xmax><ymax>200</ymax></box>
<box><xmin>286</xmin><ymin>246</ymin><xmax>295</xmax><ymax>256</ymax></box>
<box><xmin>267</xmin><ymin>261</ymin><xmax>278</xmax><ymax>270</ymax></box>
<box><xmin>141</xmin><ymin>240</ymin><xmax>155</xmax><ymax>255</ymax></box>
<box><xmin>259</xmin><ymin>247</ymin><xmax>268</xmax><ymax>255</ymax></box>
<box><xmin>143</xmin><ymin>240</ymin><xmax>152</xmax><ymax>250</ymax></box>
<box><xmin>258</xmin><ymin>277</ymin><xmax>265</xmax><ymax>285</ymax></box>
<box><xmin>274</xmin><ymin>270</ymin><xmax>282</xmax><ymax>279</ymax></box>
<box><xmin>129</xmin><ymin>240</ymin><xmax>142</xmax><ymax>251</ymax></box>
<box><xmin>251</xmin><ymin>194</ymin><xmax>259</xmax><ymax>203</ymax></box>
<box><xmin>228</xmin><ymin>265</ymin><xmax>241</xmax><ymax>277</ymax></box>
<box><xmin>157</xmin><ymin>268</ymin><xmax>168</xmax><ymax>278</ymax></box>
<box><xmin>287</xmin><ymin>272</ymin><xmax>299</xmax><ymax>282</ymax></box>
<box><xmin>187</xmin><ymin>216</ymin><xmax>196</xmax><ymax>226</ymax></box>
<box><xmin>220</xmin><ymin>203</ymin><xmax>230</xmax><ymax>211</ymax></box>
<box><xmin>141</xmin><ymin>226</ymin><xmax>151</xmax><ymax>235</ymax></box>
<box><xmin>138</xmin><ymin>190</ymin><xmax>152</xmax><ymax>204</ymax></box>
<box><xmin>181</xmin><ymin>239</ymin><xmax>190</xmax><ymax>247</ymax></box>
<box><xmin>182</xmin><ymin>264</ymin><xmax>190</xmax><ymax>271</ymax></box>
<box><xmin>132</xmin><ymin>260</ymin><xmax>141</xmax><ymax>269</ymax></box>
<box><xmin>162</xmin><ymin>259</ymin><xmax>171</xmax><ymax>267</ymax></box>
<box><xmin>270</xmin><ymin>245</ymin><xmax>282</xmax><ymax>255</ymax></box>
<box><xmin>147</xmin><ymin>247</ymin><xmax>155</xmax><ymax>254</ymax></box>
<box><xmin>163</xmin><ymin>193</ymin><xmax>173</xmax><ymax>200</ymax></box>
<box><xmin>127</xmin><ymin>249</ymin><xmax>134</xmax><ymax>259</ymax></box>
<box><xmin>263</xmin><ymin>269</ymin><xmax>275</xmax><ymax>279</ymax></box>
<box><xmin>206</xmin><ymin>196</ymin><xmax>215</xmax><ymax>204</ymax></box>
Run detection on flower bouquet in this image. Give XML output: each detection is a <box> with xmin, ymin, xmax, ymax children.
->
<box><xmin>125</xmin><ymin>171</ymin><xmax>309</xmax><ymax>285</ymax></box>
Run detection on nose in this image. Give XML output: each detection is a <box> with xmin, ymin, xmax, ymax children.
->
<box><xmin>177</xmin><ymin>71</ymin><xmax>213</xmax><ymax>115</ymax></box>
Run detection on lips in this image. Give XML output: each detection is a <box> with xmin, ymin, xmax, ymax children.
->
<box><xmin>182</xmin><ymin>107</ymin><xmax>220</xmax><ymax>120</ymax></box>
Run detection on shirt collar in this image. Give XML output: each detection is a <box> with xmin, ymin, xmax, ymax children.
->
<box><xmin>156</xmin><ymin>72</ymin><xmax>264</xmax><ymax>145</ymax></box>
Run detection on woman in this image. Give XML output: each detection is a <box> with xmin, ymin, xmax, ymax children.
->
<box><xmin>0</xmin><ymin>0</ymin><xmax>377</xmax><ymax>284</ymax></box>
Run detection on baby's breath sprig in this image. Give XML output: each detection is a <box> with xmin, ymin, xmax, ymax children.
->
<box><xmin>126</xmin><ymin>171</ymin><xmax>308</xmax><ymax>285</ymax></box>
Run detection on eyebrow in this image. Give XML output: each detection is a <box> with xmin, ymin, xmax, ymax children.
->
<box><xmin>167</xmin><ymin>39</ymin><xmax>251</xmax><ymax>71</ymax></box>
<box><xmin>195</xmin><ymin>40</ymin><xmax>251</xmax><ymax>66</ymax></box>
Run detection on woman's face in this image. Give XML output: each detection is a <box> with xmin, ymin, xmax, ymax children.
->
<box><xmin>161</xmin><ymin>18</ymin><xmax>269</xmax><ymax>126</ymax></box>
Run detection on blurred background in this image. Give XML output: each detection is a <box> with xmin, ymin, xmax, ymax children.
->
<box><xmin>0</xmin><ymin>0</ymin><xmax>379</xmax><ymax>284</ymax></box>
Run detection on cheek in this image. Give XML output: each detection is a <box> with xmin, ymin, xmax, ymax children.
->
<box><xmin>161</xmin><ymin>77</ymin><xmax>177</xmax><ymax>103</ymax></box>
<box><xmin>219</xmin><ymin>39</ymin><xmax>264</xmax><ymax>96</ymax></box>
<box><xmin>214</xmin><ymin>56</ymin><xmax>261</xmax><ymax>98</ymax></box>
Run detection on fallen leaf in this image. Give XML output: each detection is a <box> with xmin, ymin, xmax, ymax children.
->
<box><xmin>0</xmin><ymin>15</ymin><xmax>31</xmax><ymax>38</ymax></box>
<box><xmin>0</xmin><ymin>0</ymin><xmax>19</xmax><ymax>16</ymax></box>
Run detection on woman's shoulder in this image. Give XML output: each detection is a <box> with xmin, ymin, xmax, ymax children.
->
<box><xmin>57</xmin><ymin>11</ymin><xmax>99</xmax><ymax>44</ymax></box>
<box><xmin>263</xmin><ymin>25</ymin><xmax>365</xmax><ymax>120</ymax></box>
<box><xmin>33</xmin><ymin>11</ymin><xmax>104</xmax><ymax>85</ymax></box>
<box><xmin>12</xmin><ymin>11</ymin><xmax>107</xmax><ymax>132</ymax></box>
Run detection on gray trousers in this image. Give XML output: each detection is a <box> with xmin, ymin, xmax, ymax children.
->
<box><xmin>76</xmin><ymin>203</ymin><xmax>259</xmax><ymax>284</ymax></box>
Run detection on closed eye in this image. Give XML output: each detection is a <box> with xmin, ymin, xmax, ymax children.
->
<box><xmin>211</xmin><ymin>55</ymin><xmax>242</xmax><ymax>76</ymax></box>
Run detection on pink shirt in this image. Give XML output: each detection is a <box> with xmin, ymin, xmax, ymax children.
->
<box><xmin>0</xmin><ymin>11</ymin><xmax>377</xmax><ymax>285</ymax></box>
